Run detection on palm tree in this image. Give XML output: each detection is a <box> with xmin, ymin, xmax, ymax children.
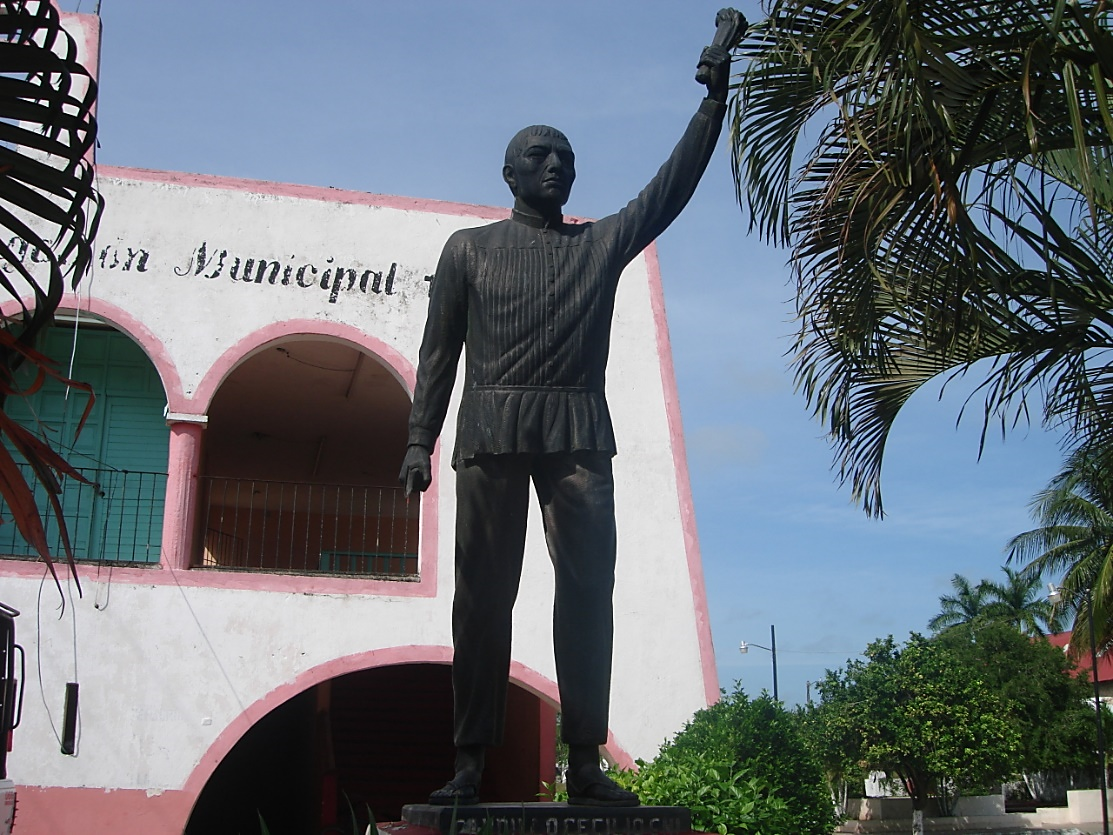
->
<box><xmin>0</xmin><ymin>1</ymin><xmax>102</xmax><ymax>593</ymax></box>
<box><xmin>1008</xmin><ymin>443</ymin><xmax>1113</xmax><ymax>652</ymax></box>
<box><xmin>730</xmin><ymin>0</ymin><xmax>1113</xmax><ymax>516</ymax></box>
<box><xmin>982</xmin><ymin>565</ymin><xmax>1059</xmax><ymax>636</ymax></box>
<box><xmin>928</xmin><ymin>573</ymin><xmax>992</xmax><ymax>634</ymax></box>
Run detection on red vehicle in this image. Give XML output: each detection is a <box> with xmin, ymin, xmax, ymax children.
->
<box><xmin>0</xmin><ymin>602</ymin><xmax>23</xmax><ymax>834</ymax></box>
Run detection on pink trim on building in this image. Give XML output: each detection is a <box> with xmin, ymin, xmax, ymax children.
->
<box><xmin>12</xmin><ymin>785</ymin><xmax>193</xmax><ymax>835</ymax></box>
<box><xmin>186</xmin><ymin>318</ymin><xmax>417</xmax><ymax>410</ymax></box>
<box><xmin>0</xmin><ymin>295</ymin><xmax>187</xmax><ymax>408</ymax></box>
<box><xmin>0</xmin><ymin>551</ymin><xmax>439</xmax><ymax>598</ymax></box>
<box><xmin>14</xmin><ymin>650</ymin><xmax>633</xmax><ymax>833</ymax></box>
<box><xmin>643</xmin><ymin>244</ymin><xmax>719</xmax><ymax>707</ymax></box>
<box><xmin>604</xmin><ymin>730</ymin><xmax>637</xmax><ymax>771</ymax></box>
<box><xmin>161</xmin><ymin>421</ymin><xmax>203</xmax><ymax>570</ymax></box>
<box><xmin>504</xmin><ymin>658</ymin><xmax>635</xmax><ymax>768</ymax></box>
<box><xmin>182</xmin><ymin>320</ymin><xmax>442</xmax><ymax>596</ymax></box>
<box><xmin>58</xmin><ymin>11</ymin><xmax>102</xmax><ymax>169</ymax></box>
<box><xmin>0</xmin><ymin>303</ymin><xmax>440</xmax><ymax>596</ymax></box>
<box><xmin>96</xmin><ymin>164</ymin><xmax>512</xmax><ymax>223</ymax></box>
<box><xmin>184</xmin><ymin>646</ymin><xmax>441</xmax><ymax>798</ymax></box>
<box><xmin>182</xmin><ymin>651</ymin><xmax>635</xmax><ymax>798</ymax></box>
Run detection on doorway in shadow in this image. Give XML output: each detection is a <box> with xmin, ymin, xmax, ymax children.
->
<box><xmin>186</xmin><ymin>663</ymin><xmax>557</xmax><ymax>834</ymax></box>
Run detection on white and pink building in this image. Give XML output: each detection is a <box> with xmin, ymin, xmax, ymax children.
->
<box><xmin>0</xmin><ymin>10</ymin><xmax>717</xmax><ymax>834</ymax></box>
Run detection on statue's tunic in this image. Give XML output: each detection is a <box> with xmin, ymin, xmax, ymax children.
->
<box><xmin>408</xmin><ymin>98</ymin><xmax>727</xmax><ymax>461</ymax></box>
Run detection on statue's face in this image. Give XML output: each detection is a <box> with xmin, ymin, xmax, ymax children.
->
<box><xmin>504</xmin><ymin>134</ymin><xmax>575</xmax><ymax>214</ymax></box>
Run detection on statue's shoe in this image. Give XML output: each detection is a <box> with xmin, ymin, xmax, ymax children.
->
<box><xmin>428</xmin><ymin>768</ymin><xmax>481</xmax><ymax>805</ymax></box>
<box><xmin>566</xmin><ymin>766</ymin><xmax>640</xmax><ymax>807</ymax></box>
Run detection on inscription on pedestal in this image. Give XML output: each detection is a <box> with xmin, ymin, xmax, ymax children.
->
<box><xmin>401</xmin><ymin>803</ymin><xmax>692</xmax><ymax>835</ymax></box>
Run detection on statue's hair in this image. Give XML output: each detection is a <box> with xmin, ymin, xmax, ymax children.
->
<box><xmin>504</xmin><ymin>125</ymin><xmax>570</xmax><ymax>167</ymax></box>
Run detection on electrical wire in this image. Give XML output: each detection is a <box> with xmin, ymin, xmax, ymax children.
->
<box><xmin>276</xmin><ymin>347</ymin><xmax>358</xmax><ymax>373</ymax></box>
<box><xmin>165</xmin><ymin>558</ymin><xmax>247</xmax><ymax>713</ymax></box>
<box><xmin>93</xmin><ymin>561</ymin><xmax>113</xmax><ymax>611</ymax></box>
<box><xmin>34</xmin><ymin>568</ymin><xmax>64</xmax><ymax>748</ymax></box>
<box><xmin>63</xmin><ymin>289</ymin><xmax>81</xmax><ymax>403</ymax></box>
<box><xmin>66</xmin><ymin>566</ymin><xmax>80</xmax><ymax>755</ymax></box>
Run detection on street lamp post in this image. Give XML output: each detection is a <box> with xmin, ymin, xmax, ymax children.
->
<box><xmin>739</xmin><ymin>624</ymin><xmax>779</xmax><ymax>701</ymax></box>
<box><xmin>1050</xmin><ymin>584</ymin><xmax>1109</xmax><ymax>835</ymax></box>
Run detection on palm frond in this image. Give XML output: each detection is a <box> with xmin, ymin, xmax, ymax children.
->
<box><xmin>0</xmin><ymin>1</ymin><xmax>101</xmax><ymax>596</ymax></box>
<box><xmin>1008</xmin><ymin>443</ymin><xmax>1113</xmax><ymax>648</ymax></box>
<box><xmin>731</xmin><ymin>0</ymin><xmax>1113</xmax><ymax>514</ymax></box>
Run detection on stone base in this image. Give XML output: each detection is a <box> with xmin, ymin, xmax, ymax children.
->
<box><xmin>399</xmin><ymin>802</ymin><xmax>692</xmax><ymax>835</ymax></box>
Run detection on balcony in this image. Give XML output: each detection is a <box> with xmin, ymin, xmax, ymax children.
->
<box><xmin>0</xmin><ymin>465</ymin><xmax>166</xmax><ymax>564</ymax></box>
<box><xmin>197</xmin><ymin>476</ymin><xmax>419</xmax><ymax>578</ymax></box>
<box><xmin>0</xmin><ymin>465</ymin><xmax>419</xmax><ymax>579</ymax></box>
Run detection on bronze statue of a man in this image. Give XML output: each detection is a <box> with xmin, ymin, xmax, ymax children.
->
<box><xmin>399</xmin><ymin>12</ymin><xmax>742</xmax><ymax>807</ymax></box>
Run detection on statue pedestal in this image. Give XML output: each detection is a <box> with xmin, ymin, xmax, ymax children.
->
<box><xmin>395</xmin><ymin>802</ymin><xmax>693</xmax><ymax>835</ymax></box>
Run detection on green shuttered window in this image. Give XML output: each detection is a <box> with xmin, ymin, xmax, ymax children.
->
<box><xmin>1</xmin><ymin>326</ymin><xmax>169</xmax><ymax>564</ymax></box>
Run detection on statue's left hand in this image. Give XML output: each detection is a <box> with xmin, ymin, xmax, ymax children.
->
<box><xmin>398</xmin><ymin>444</ymin><xmax>432</xmax><ymax>496</ymax></box>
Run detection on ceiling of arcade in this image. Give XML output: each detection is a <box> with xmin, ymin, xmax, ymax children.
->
<box><xmin>205</xmin><ymin>339</ymin><xmax>412</xmax><ymax>487</ymax></box>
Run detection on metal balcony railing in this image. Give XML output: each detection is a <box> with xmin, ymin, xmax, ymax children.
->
<box><xmin>0</xmin><ymin>465</ymin><xmax>166</xmax><ymax>564</ymax></box>
<box><xmin>197</xmin><ymin>476</ymin><xmax>419</xmax><ymax>578</ymax></box>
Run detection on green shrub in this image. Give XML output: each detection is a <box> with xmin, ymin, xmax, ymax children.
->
<box><xmin>662</xmin><ymin>689</ymin><xmax>837</xmax><ymax>835</ymax></box>
<box><xmin>609</xmin><ymin>749</ymin><xmax>790</xmax><ymax>835</ymax></box>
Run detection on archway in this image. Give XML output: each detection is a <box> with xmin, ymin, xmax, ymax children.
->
<box><xmin>0</xmin><ymin>315</ymin><xmax>171</xmax><ymax>563</ymax></box>
<box><xmin>197</xmin><ymin>337</ymin><xmax>417</xmax><ymax>576</ymax></box>
<box><xmin>185</xmin><ymin>664</ymin><xmax>557</xmax><ymax>834</ymax></box>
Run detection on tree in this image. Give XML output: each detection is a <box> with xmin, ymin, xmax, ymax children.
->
<box><xmin>623</xmin><ymin>688</ymin><xmax>837</xmax><ymax>835</ymax></box>
<box><xmin>796</xmin><ymin>696</ymin><xmax>862</xmax><ymax>820</ymax></box>
<box><xmin>1008</xmin><ymin>442</ymin><xmax>1113</xmax><ymax>652</ymax></box>
<box><xmin>0</xmin><ymin>1</ymin><xmax>102</xmax><ymax>593</ymax></box>
<box><xmin>934</xmin><ymin>620</ymin><xmax>1100</xmax><ymax>779</ymax></box>
<box><xmin>730</xmin><ymin>0</ymin><xmax>1113</xmax><ymax>516</ymax></box>
<box><xmin>927</xmin><ymin>573</ymin><xmax>992</xmax><ymax>633</ymax></box>
<box><xmin>981</xmin><ymin>565</ymin><xmax>1060</xmax><ymax>636</ymax></box>
<box><xmin>929</xmin><ymin>567</ymin><xmax>1058</xmax><ymax>636</ymax></box>
<box><xmin>814</xmin><ymin>634</ymin><xmax>1020</xmax><ymax>835</ymax></box>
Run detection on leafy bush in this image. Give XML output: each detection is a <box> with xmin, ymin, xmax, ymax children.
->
<box><xmin>609</xmin><ymin>749</ymin><xmax>790</xmax><ymax>835</ymax></box>
<box><xmin>659</xmin><ymin>689</ymin><xmax>837</xmax><ymax>834</ymax></box>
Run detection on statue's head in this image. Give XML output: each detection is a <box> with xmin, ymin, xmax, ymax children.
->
<box><xmin>503</xmin><ymin>125</ymin><xmax>575</xmax><ymax>217</ymax></box>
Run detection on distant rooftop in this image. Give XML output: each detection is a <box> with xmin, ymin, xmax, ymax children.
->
<box><xmin>1047</xmin><ymin>631</ymin><xmax>1113</xmax><ymax>684</ymax></box>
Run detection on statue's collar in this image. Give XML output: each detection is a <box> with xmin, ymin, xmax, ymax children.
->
<box><xmin>511</xmin><ymin>208</ymin><xmax>563</xmax><ymax>230</ymax></box>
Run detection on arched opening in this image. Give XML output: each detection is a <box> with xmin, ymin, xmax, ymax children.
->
<box><xmin>197</xmin><ymin>338</ymin><xmax>418</xmax><ymax>576</ymax></box>
<box><xmin>0</xmin><ymin>316</ymin><xmax>170</xmax><ymax>563</ymax></box>
<box><xmin>185</xmin><ymin>664</ymin><xmax>557</xmax><ymax>834</ymax></box>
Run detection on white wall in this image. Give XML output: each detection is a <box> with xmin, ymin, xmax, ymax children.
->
<box><xmin>2</xmin><ymin>169</ymin><xmax>713</xmax><ymax>793</ymax></box>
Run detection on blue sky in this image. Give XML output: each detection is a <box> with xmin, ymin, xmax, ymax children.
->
<box><xmin>65</xmin><ymin>0</ymin><xmax>1069</xmax><ymax>707</ymax></box>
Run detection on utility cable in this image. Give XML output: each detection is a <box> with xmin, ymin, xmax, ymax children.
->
<box><xmin>34</xmin><ymin>567</ymin><xmax>64</xmax><ymax>748</ymax></box>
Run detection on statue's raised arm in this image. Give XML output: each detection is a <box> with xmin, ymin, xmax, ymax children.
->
<box><xmin>597</xmin><ymin>7</ymin><xmax>749</xmax><ymax>268</ymax></box>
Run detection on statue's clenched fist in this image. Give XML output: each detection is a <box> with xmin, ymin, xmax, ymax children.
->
<box><xmin>696</xmin><ymin>8</ymin><xmax>747</xmax><ymax>101</ymax></box>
